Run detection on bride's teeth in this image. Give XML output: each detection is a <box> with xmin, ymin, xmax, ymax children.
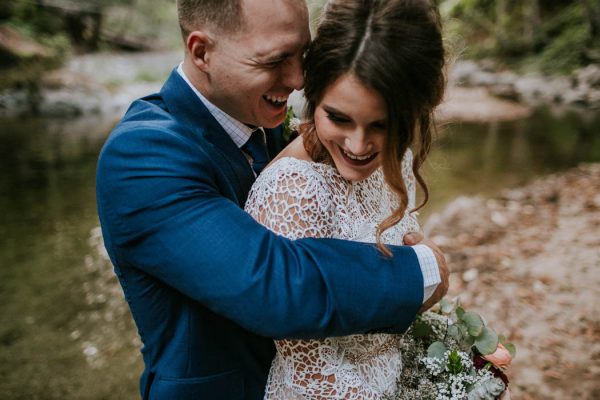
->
<box><xmin>344</xmin><ymin>151</ymin><xmax>373</xmax><ymax>161</ymax></box>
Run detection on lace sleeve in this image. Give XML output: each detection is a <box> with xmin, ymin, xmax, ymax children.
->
<box><xmin>245</xmin><ymin>158</ymin><xmax>380</xmax><ymax>399</ymax></box>
<box><xmin>245</xmin><ymin>158</ymin><xmax>335</xmax><ymax>239</ymax></box>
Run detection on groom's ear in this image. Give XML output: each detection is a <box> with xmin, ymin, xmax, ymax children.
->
<box><xmin>187</xmin><ymin>31</ymin><xmax>213</xmax><ymax>73</ymax></box>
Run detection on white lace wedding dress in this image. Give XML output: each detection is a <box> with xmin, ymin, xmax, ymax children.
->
<box><xmin>245</xmin><ymin>150</ymin><xmax>420</xmax><ymax>399</ymax></box>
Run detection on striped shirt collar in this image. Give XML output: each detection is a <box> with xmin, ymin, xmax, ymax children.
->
<box><xmin>176</xmin><ymin>63</ymin><xmax>253</xmax><ymax>148</ymax></box>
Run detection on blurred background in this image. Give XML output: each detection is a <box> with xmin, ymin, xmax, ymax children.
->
<box><xmin>0</xmin><ymin>0</ymin><xmax>598</xmax><ymax>399</ymax></box>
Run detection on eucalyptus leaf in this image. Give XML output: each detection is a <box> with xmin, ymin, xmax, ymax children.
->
<box><xmin>462</xmin><ymin>335</ymin><xmax>475</xmax><ymax>349</ymax></box>
<box><xmin>427</xmin><ymin>341</ymin><xmax>448</xmax><ymax>359</ymax></box>
<box><xmin>440</xmin><ymin>298</ymin><xmax>454</xmax><ymax>314</ymax></box>
<box><xmin>412</xmin><ymin>319</ymin><xmax>432</xmax><ymax>338</ymax></box>
<box><xmin>504</xmin><ymin>342</ymin><xmax>517</xmax><ymax>358</ymax></box>
<box><xmin>461</xmin><ymin>312</ymin><xmax>484</xmax><ymax>337</ymax></box>
<box><xmin>475</xmin><ymin>327</ymin><xmax>498</xmax><ymax>355</ymax></box>
<box><xmin>458</xmin><ymin>323</ymin><xmax>470</xmax><ymax>341</ymax></box>
<box><xmin>447</xmin><ymin>324</ymin><xmax>460</xmax><ymax>339</ymax></box>
<box><xmin>456</xmin><ymin>306</ymin><xmax>465</xmax><ymax>319</ymax></box>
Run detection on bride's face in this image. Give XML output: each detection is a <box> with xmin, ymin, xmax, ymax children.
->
<box><xmin>314</xmin><ymin>73</ymin><xmax>387</xmax><ymax>182</ymax></box>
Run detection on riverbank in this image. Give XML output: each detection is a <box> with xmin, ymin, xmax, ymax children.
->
<box><xmin>424</xmin><ymin>163</ymin><xmax>600</xmax><ymax>399</ymax></box>
<box><xmin>450</xmin><ymin>60</ymin><xmax>600</xmax><ymax>110</ymax></box>
<box><xmin>1</xmin><ymin>51</ymin><xmax>595</xmax><ymax>123</ymax></box>
<box><xmin>0</xmin><ymin>50</ymin><xmax>180</xmax><ymax>118</ymax></box>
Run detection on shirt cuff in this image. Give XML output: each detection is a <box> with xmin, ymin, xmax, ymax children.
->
<box><xmin>413</xmin><ymin>244</ymin><xmax>441</xmax><ymax>303</ymax></box>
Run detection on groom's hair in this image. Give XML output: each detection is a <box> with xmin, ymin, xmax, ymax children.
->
<box><xmin>177</xmin><ymin>0</ymin><xmax>243</xmax><ymax>38</ymax></box>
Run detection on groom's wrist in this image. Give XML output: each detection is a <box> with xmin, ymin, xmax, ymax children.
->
<box><xmin>412</xmin><ymin>244</ymin><xmax>441</xmax><ymax>303</ymax></box>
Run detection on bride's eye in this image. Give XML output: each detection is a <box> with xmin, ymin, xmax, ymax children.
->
<box><xmin>373</xmin><ymin>121</ymin><xmax>387</xmax><ymax>131</ymax></box>
<box><xmin>326</xmin><ymin>113</ymin><xmax>350</xmax><ymax>124</ymax></box>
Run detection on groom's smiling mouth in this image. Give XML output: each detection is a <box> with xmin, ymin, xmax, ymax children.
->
<box><xmin>263</xmin><ymin>94</ymin><xmax>288</xmax><ymax>108</ymax></box>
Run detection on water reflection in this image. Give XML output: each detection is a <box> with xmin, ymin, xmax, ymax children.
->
<box><xmin>0</xmin><ymin>107</ymin><xmax>598</xmax><ymax>399</ymax></box>
<box><xmin>0</xmin><ymin>114</ymin><xmax>141</xmax><ymax>399</ymax></box>
<box><xmin>424</xmin><ymin>107</ymin><xmax>600</xmax><ymax>217</ymax></box>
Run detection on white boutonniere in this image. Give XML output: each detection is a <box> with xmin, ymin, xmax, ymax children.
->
<box><xmin>283</xmin><ymin>107</ymin><xmax>301</xmax><ymax>142</ymax></box>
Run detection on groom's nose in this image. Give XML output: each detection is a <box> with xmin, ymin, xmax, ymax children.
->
<box><xmin>281</xmin><ymin>54</ymin><xmax>304</xmax><ymax>91</ymax></box>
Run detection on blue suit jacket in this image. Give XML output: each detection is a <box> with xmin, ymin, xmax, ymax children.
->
<box><xmin>96</xmin><ymin>69</ymin><xmax>424</xmax><ymax>399</ymax></box>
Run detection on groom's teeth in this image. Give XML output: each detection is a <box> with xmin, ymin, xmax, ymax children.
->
<box><xmin>265</xmin><ymin>95</ymin><xmax>288</xmax><ymax>104</ymax></box>
<box><xmin>344</xmin><ymin>150</ymin><xmax>374</xmax><ymax>161</ymax></box>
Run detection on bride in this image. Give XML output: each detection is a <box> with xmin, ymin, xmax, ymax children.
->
<box><xmin>245</xmin><ymin>0</ymin><xmax>446</xmax><ymax>397</ymax></box>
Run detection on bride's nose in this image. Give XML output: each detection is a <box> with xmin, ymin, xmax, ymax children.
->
<box><xmin>345</xmin><ymin>130</ymin><xmax>372</xmax><ymax>155</ymax></box>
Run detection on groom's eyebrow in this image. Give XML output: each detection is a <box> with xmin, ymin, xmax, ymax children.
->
<box><xmin>258</xmin><ymin>40</ymin><xmax>310</xmax><ymax>63</ymax></box>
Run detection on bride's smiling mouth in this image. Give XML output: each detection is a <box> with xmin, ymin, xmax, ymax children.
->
<box><xmin>339</xmin><ymin>147</ymin><xmax>379</xmax><ymax>166</ymax></box>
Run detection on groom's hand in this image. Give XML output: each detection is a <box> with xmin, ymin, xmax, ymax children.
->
<box><xmin>418</xmin><ymin>238</ymin><xmax>449</xmax><ymax>313</ymax></box>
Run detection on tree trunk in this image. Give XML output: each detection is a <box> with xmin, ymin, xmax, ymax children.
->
<box><xmin>523</xmin><ymin>0</ymin><xmax>541</xmax><ymax>49</ymax></box>
<box><xmin>583</xmin><ymin>0</ymin><xmax>600</xmax><ymax>39</ymax></box>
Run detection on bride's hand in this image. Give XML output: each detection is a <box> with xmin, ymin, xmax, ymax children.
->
<box><xmin>500</xmin><ymin>388</ymin><xmax>512</xmax><ymax>400</ymax></box>
<box><xmin>403</xmin><ymin>231</ymin><xmax>424</xmax><ymax>245</ymax></box>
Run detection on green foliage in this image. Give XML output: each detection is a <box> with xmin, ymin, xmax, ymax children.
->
<box><xmin>135</xmin><ymin>70</ymin><xmax>163</xmax><ymax>83</ymax></box>
<box><xmin>447</xmin><ymin>350</ymin><xmax>464</xmax><ymax>374</ymax></box>
<box><xmin>439</xmin><ymin>0</ymin><xmax>596</xmax><ymax>74</ymax></box>
<box><xmin>423</xmin><ymin>297</ymin><xmax>511</xmax><ymax>357</ymax></box>
<box><xmin>398</xmin><ymin>299</ymin><xmax>514</xmax><ymax>398</ymax></box>
<box><xmin>427</xmin><ymin>341</ymin><xmax>448</xmax><ymax>358</ymax></box>
<box><xmin>475</xmin><ymin>327</ymin><xmax>499</xmax><ymax>355</ymax></box>
<box><xmin>102</xmin><ymin>1</ymin><xmax>180</xmax><ymax>49</ymax></box>
<box><xmin>282</xmin><ymin>107</ymin><xmax>297</xmax><ymax>142</ymax></box>
<box><xmin>0</xmin><ymin>0</ymin><xmax>179</xmax><ymax>89</ymax></box>
<box><xmin>462</xmin><ymin>311</ymin><xmax>484</xmax><ymax>337</ymax></box>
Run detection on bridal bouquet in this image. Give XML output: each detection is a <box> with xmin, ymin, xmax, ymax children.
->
<box><xmin>393</xmin><ymin>298</ymin><xmax>516</xmax><ymax>400</ymax></box>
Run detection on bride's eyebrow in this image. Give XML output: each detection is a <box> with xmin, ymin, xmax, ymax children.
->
<box><xmin>322</xmin><ymin>105</ymin><xmax>348</xmax><ymax>117</ymax></box>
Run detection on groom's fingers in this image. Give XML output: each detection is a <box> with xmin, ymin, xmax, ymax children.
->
<box><xmin>403</xmin><ymin>231</ymin><xmax>424</xmax><ymax>245</ymax></box>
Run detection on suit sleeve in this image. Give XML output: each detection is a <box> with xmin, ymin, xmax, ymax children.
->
<box><xmin>96</xmin><ymin>126</ymin><xmax>423</xmax><ymax>339</ymax></box>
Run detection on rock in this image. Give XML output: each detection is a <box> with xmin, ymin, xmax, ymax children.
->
<box><xmin>490</xmin><ymin>83</ymin><xmax>519</xmax><ymax>101</ymax></box>
<box><xmin>575</xmin><ymin>65</ymin><xmax>600</xmax><ymax>88</ymax></box>
<box><xmin>449</xmin><ymin>60</ymin><xmax>480</xmax><ymax>86</ymax></box>
<box><xmin>463</xmin><ymin>268</ymin><xmax>479</xmax><ymax>282</ymax></box>
<box><xmin>0</xmin><ymin>25</ymin><xmax>51</xmax><ymax>60</ymax></box>
<box><xmin>449</xmin><ymin>60</ymin><xmax>599</xmax><ymax>109</ymax></box>
<box><xmin>587</xmin><ymin>89</ymin><xmax>600</xmax><ymax>108</ymax></box>
<box><xmin>561</xmin><ymin>88</ymin><xmax>589</xmax><ymax>107</ymax></box>
<box><xmin>513</xmin><ymin>75</ymin><xmax>548</xmax><ymax>104</ymax></box>
<box><xmin>0</xmin><ymin>88</ymin><xmax>29</xmax><ymax>115</ymax></box>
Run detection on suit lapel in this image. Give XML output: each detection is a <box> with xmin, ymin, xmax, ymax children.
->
<box><xmin>159</xmin><ymin>70</ymin><xmax>256</xmax><ymax>203</ymax></box>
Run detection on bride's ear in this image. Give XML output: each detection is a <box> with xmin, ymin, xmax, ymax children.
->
<box><xmin>187</xmin><ymin>31</ymin><xmax>214</xmax><ymax>72</ymax></box>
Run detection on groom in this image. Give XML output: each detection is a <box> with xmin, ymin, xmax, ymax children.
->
<box><xmin>96</xmin><ymin>0</ymin><xmax>448</xmax><ymax>399</ymax></box>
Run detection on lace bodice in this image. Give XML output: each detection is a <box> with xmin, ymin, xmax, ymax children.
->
<box><xmin>245</xmin><ymin>151</ymin><xmax>420</xmax><ymax>399</ymax></box>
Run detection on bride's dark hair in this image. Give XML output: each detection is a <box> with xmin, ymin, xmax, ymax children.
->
<box><xmin>302</xmin><ymin>0</ymin><xmax>446</xmax><ymax>256</ymax></box>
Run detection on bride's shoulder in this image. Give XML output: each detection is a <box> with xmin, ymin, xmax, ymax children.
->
<box><xmin>256</xmin><ymin>156</ymin><xmax>329</xmax><ymax>192</ymax></box>
<box><xmin>247</xmin><ymin>148</ymin><xmax>334</xmax><ymax>216</ymax></box>
<box><xmin>258</xmin><ymin>136</ymin><xmax>333</xmax><ymax>186</ymax></box>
